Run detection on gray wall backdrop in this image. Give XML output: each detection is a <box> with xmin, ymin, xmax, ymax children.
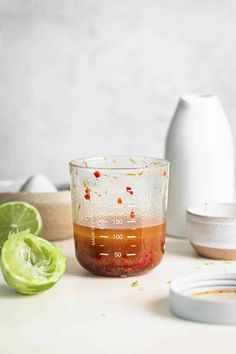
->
<box><xmin>0</xmin><ymin>0</ymin><xmax>236</xmax><ymax>183</ymax></box>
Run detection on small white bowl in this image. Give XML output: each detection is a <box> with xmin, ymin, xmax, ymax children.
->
<box><xmin>186</xmin><ymin>203</ymin><xmax>236</xmax><ymax>260</ymax></box>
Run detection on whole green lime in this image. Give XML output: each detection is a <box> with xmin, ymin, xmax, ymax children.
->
<box><xmin>0</xmin><ymin>201</ymin><xmax>42</xmax><ymax>249</ymax></box>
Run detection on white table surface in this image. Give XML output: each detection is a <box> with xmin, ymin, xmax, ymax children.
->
<box><xmin>1</xmin><ymin>236</ymin><xmax>236</xmax><ymax>354</ymax></box>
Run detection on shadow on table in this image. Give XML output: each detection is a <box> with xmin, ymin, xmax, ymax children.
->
<box><xmin>0</xmin><ymin>283</ymin><xmax>22</xmax><ymax>298</ymax></box>
<box><xmin>65</xmin><ymin>255</ymin><xmax>97</xmax><ymax>278</ymax></box>
<box><xmin>166</xmin><ymin>236</ymin><xmax>198</xmax><ymax>259</ymax></box>
<box><xmin>148</xmin><ymin>296</ymin><xmax>187</xmax><ymax>323</ymax></box>
<box><xmin>149</xmin><ymin>297</ymin><xmax>173</xmax><ymax>319</ymax></box>
<box><xmin>149</xmin><ymin>297</ymin><xmax>201</xmax><ymax>325</ymax></box>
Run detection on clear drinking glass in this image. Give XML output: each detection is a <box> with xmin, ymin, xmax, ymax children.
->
<box><xmin>69</xmin><ymin>156</ymin><xmax>169</xmax><ymax>277</ymax></box>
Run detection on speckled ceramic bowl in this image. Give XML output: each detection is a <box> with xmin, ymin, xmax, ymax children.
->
<box><xmin>0</xmin><ymin>192</ymin><xmax>73</xmax><ymax>241</ymax></box>
<box><xmin>186</xmin><ymin>204</ymin><xmax>236</xmax><ymax>260</ymax></box>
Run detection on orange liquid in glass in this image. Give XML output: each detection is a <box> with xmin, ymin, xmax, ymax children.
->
<box><xmin>73</xmin><ymin>221</ymin><xmax>166</xmax><ymax>277</ymax></box>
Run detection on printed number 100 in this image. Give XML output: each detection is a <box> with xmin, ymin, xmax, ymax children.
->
<box><xmin>113</xmin><ymin>234</ymin><xmax>123</xmax><ymax>239</ymax></box>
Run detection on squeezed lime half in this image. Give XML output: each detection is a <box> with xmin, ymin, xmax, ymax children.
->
<box><xmin>0</xmin><ymin>201</ymin><xmax>42</xmax><ymax>249</ymax></box>
<box><xmin>1</xmin><ymin>231</ymin><xmax>66</xmax><ymax>295</ymax></box>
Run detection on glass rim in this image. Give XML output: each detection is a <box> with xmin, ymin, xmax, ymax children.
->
<box><xmin>69</xmin><ymin>156</ymin><xmax>169</xmax><ymax>171</ymax></box>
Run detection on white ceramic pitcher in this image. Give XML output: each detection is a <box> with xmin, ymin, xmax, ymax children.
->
<box><xmin>165</xmin><ymin>94</ymin><xmax>235</xmax><ymax>238</ymax></box>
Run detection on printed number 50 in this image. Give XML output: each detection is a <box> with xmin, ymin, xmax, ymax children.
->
<box><xmin>114</xmin><ymin>252</ymin><xmax>121</xmax><ymax>258</ymax></box>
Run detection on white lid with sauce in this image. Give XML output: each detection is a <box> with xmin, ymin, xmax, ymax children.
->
<box><xmin>170</xmin><ymin>272</ymin><xmax>236</xmax><ymax>325</ymax></box>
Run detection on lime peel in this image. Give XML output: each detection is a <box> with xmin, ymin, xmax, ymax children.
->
<box><xmin>1</xmin><ymin>230</ymin><xmax>66</xmax><ymax>295</ymax></box>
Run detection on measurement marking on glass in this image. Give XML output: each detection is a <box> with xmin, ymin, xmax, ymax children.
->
<box><xmin>100</xmin><ymin>253</ymin><xmax>109</xmax><ymax>256</ymax></box>
<box><xmin>99</xmin><ymin>220</ymin><xmax>108</xmax><ymax>223</ymax></box>
<box><xmin>99</xmin><ymin>244</ymin><xmax>104</xmax><ymax>247</ymax></box>
<box><xmin>127</xmin><ymin>253</ymin><xmax>136</xmax><ymax>256</ymax></box>
<box><xmin>91</xmin><ymin>229</ymin><xmax>96</xmax><ymax>246</ymax></box>
<box><xmin>112</xmin><ymin>219</ymin><xmax>123</xmax><ymax>225</ymax></box>
<box><xmin>127</xmin><ymin>220</ymin><xmax>136</xmax><ymax>224</ymax></box>
<box><xmin>100</xmin><ymin>235</ymin><xmax>109</xmax><ymax>238</ymax></box>
<box><xmin>114</xmin><ymin>252</ymin><xmax>122</xmax><ymax>257</ymax></box>
<box><xmin>131</xmin><ymin>245</ymin><xmax>136</xmax><ymax>247</ymax></box>
<box><xmin>127</xmin><ymin>235</ymin><xmax>136</xmax><ymax>239</ymax></box>
<box><xmin>113</xmin><ymin>234</ymin><xmax>123</xmax><ymax>239</ymax></box>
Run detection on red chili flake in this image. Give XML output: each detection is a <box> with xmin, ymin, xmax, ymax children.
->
<box><xmin>94</xmin><ymin>170</ymin><xmax>101</xmax><ymax>179</ymax></box>
<box><xmin>126</xmin><ymin>186</ymin><xmax>134</xmax><ymax>195</ymax></box>
<box><xmin>84</xmin><ymin>193</ymin><xmax>90</xmax><ymax>200</ymax></box>
<box><xmin>130</xmin><ymin>211</ymin><xmax>135</xmax><ymax>219</ymax></box>
<box><xmin>117</xmin><ymin>197</ymin><xmax>123</xmax><ymax>204</ymax></box>
<box><xmin>161</xmin><ymin>170</ymin><xmax>167</xmax><ymax>177</ymax></box>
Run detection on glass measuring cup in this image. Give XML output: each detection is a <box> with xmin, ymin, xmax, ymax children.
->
<box><xmin>69</xmin><ymin>156</ymin><xmax>169</xmax><ymax>277</ymax></box>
